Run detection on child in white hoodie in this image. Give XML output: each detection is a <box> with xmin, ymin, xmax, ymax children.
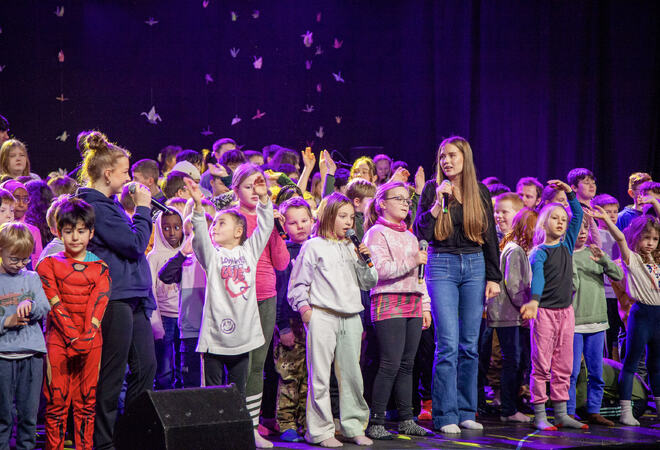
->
<box><xmin>147</xmin><ymin>209</ymin><xmax>184</xmax><ymax>389</ymax></box>
<box><xmin>288</xmin><ymin>192</ymin><xmax>378</xmax><ymax>448</ymax></box>
<box><xmin>184</xmin><ymin>177</ymin><xmax>273</xmax><ymax>406</ymax></box>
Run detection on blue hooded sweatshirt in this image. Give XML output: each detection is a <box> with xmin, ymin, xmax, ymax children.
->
<box><xmin>77</xmin><ymin>187</ymin><xmax>155</xmax><ymax>311</ymax></box>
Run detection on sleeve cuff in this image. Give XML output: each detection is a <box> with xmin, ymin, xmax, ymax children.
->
<box><xmin>566</xmin><ymin>191</ymin><xmax>576</xmax><ymax>201</ymax></box>
<box><xmin>531</xmin><ymin>294</ymin><xmax>540</xmax><ymax>301</ymax></box>
<box><xmin>299</xmin><ymin>305</ymin><xmax>312</xmax><ymax>316</ymax></box>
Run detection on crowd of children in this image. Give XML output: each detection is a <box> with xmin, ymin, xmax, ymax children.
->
<box><xmin>0</xmin><ymin>112</ymin><xmax>659</xmax><ymax>449</ymax></box>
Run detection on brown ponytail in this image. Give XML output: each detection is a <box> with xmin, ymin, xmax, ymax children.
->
<box><xmin>79</xmin><ymin>131</ymin><xmax>130</xmax><ymax>185</ymax></box>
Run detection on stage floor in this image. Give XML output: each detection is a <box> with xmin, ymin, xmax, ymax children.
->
<box><xmin>264</xmin><ymin>415</ymin><xmax>660</xmax><ymax>450</ymax></box>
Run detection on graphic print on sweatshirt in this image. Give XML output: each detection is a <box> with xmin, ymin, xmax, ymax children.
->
<box><xmin>220</xmin><ymin>255</ymin><xmax>251</xmax><ymax>300</ymax></box>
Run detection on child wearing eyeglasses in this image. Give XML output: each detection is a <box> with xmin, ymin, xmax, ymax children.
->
<box><xmin>0</xmin><ymin>222</ymin><xmax>50</xmax><ymax>450</ymax></box>
<box><xmin>362</xmin><ymin>181</ymin><xmax>433</xmax><ymax>440</ymax></box>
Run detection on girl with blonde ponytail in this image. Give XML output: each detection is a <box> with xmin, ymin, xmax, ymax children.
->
<box><xmin>413</xmin><ymin>136</ymin><xmax>502</xmax><ymax>434</ymax></box>
<box><xmin>76</xmin><ymin>131</ymin><xmax>157</xmax><ymax>449</ymax></box>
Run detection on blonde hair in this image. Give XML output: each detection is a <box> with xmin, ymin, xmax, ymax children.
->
<box><xmin>495</xmin><ymin>192</ymin><xmax>524</xmax><ymax>212</ymax></box>
<box><xmin>314</xmin><ymin>192</ymin><xmax>353</xmax><ymax>239</ymax></box>
<box><xmin>350</xmin><ymin>157</ymin><xmax>376</xmax><ymax>181</ymax></box>
<box><xmin>0</xmin><ymin>139</ymin><xmax>30</xmax><ymax>177</ymax></box>
<box><xmin>364</xmin><ymin>181</ymin><xmax>410</xmax><ymax>230</ymax></box>
<box><xmin>345</xmin><ymin>178</ymin><xmax>376</xmax><ymax>202</ymax></box>
<box><xmin>433</xmin><ymin>136</ymin><xmax>487</xmax><ymax>244</ymax></box>
<box><xmin>533</xmin><ymin>203</ymin><xmax>569</xmax><ymax>246</ymax></box>
<box><xmin>0</xmin><ymin>222</ymin><xmax>35</xmax><ymax>258</ymax></box>
<box><xmin>79</xmin><ymin>131</ymin><xmax>130</xmax><ymax>185</ymax></box>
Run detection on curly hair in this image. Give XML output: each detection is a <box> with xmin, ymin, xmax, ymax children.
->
<box><xmin>24</xmin><ymin>179</ymin><xmax>55</xmax><ymax>245</ymax></box>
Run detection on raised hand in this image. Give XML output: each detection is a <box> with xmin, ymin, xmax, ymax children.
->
<box><xmin>183</xmin><ymin>177</ymin><xmax>203</xmax><ymax>207</ymax></box>
<box><xmin>207</xmin><ymin>163</ymin><xmax>228</xmax><ymax>178</ymax></box>
<box><xmin>301</xmin><ymin>147</ymin><xmax>316</xmax><ymax>170</ymax></box>
<box><xmin>414</xmin><ymin>166</ymin><xmax>425</xmax><ymax>195</ymax></box>
<box><xmin>589</xmin><ymin>245</ymin><xmax>605</xmax><ymax>262</ymax></box>
<box><xmin>319</xmin><ymin>150</ymin><xmax>336</xmax><ymax>176</ymax></box>
<box><xmin>253</xmin><ymin>173</ymin><xmax>269</xmax><ymax>203</ymax></box>
<box><xmin>390</xmin><ymin>166</ymin><xmax>410</xmax><ymax>183</ymax></box>
<box><xmin>547</xmin><ymin>179</ymin><xmax>572</xmax><ymax>193</ymax></box>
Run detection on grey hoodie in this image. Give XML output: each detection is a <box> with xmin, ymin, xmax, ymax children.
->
<box><xmin>486</xmin><ymin>242</ymin><xmax>530</xmax><ymax>328</ymax></box>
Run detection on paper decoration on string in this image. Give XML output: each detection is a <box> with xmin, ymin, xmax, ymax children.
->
<box><xmin>315</xmin><ymin>46</ymin><xmax>323</xmax><ymax>56</ymax></box>
<box><xmin>230</xmin><ymin>48</ymin><xmax>240</xmax><ymax>58</ymax></box>
<box><xmin>54</xmin><ymin>6</ymin><xmax>64</xmax><ymax>17</ymax></box>
<box><xmin>333</xmin><ymin>38</ymin><xmax>343</xmax><ymax>49</ymax></box>
<box><xmin>202</xmin><ymin>0</ymin><xmax>209</xmax><ymax>8</ymax></box>
<box><xmin>316</xmin><ymin>83</ymin><xmax>322</xmax><ymax>93</ymax></box>
<box><xmin>315</xmin><ymin>126</ymin><xmax>324</xmax><ymax>139</ymax></box>
<box><xmin>316</xmin><ymin>12</ymin><xmax>322</xmax><ymax>22</ymax></box>
<box><xmin>58</xmin><ymin>50</ymin><xmax>64</xmax><ymax>63</ymax></box>
<box><xmin>335</xmin><ymin>116</ymin><xmax>342</xmax><ymax>124</ymax></box>
<box><xmin>252</xmin><ymin>10</ymin><xmax>260</xmax><ymax>19</ymax></box>
<box><xmin>302</xmin><ymin>104</ymin><xmax>314</xmax><ymax>113</ymax></box>
<box><xmin>332</xmin><ymin>72</ymin><xmax>345</xmax><ymax>83</ymax></box>
<box><xmin>56</xmin><ymin>94</ymin><xmax>69</xmax><ymax>102</ymax></box>
<box><xmin>252</xmin><ymin>110</ymin><xmax>266</xmax><ymax>120</ymax></box>
<box><xmin>201</xmin><ymin>126</ymin><xmax>214</xmax><ymax>136</ymax></box>
<box><xmin>56</xmin><ymin>131</ymin><xmax>68</xmax><ymax>142</ymax></box>
<box><xmin>141</xmin><ymin>106</ymin><xmax>162</xmax><ymax>124</ymax></box>
<box><xmin>145</xmin><ymin>17</ymin><xmax>158</xmax><ymax>26</ymax></box>
<box><xmin>231</xmin><ymin>115</ymin><xmax>241</xmax><ymax>126</ymax></box>
<box><xmin>301</xmin><ymin>31</ymin><xmax>313</xmax><ymax>48</ymax></box>
<box><xmin>253</xmin><ymin>56</ymin><xmax>262</xmax><ymax>69</ymax></box>
<box><xmin>205</xmin><ymin>74</ymin><xmax>214</xmax><ymax>84</ymax></box>
<box><xmin>306</xmin><ymin>60</ymin><xmax>312</xmax><ymax>70</ymax></box>
<box><xmin>231</xmin><ymin>11</ymin><xmax>238</xmax><ymax>22</ymax></box>
<box><xmin>0</xmin><ymin>65</ymin><xmax>6</xmax><ymax>73</ymax></box>
<box><xmin>0</xmin><ymin>27</ymin><xmax>3</xmax><ymax>35</ymax></box>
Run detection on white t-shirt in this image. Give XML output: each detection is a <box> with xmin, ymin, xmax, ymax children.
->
<box><xmin>623</xmin><ymin>252</ymin><xmax>660</xmax><ymax>306</ymax></box>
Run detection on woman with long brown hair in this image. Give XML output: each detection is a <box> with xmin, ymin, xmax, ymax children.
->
<box><xmin>414</xmin><ymin>136</ymin><xmax>501</xmax><ymax>433</ymax></box>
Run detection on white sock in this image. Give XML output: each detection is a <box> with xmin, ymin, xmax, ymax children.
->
<box><xmin>440</xmin><ymin>423</ymin><xmax>461</xmax><ymax>434</ymax></box>
<box><xmin>459</xmin><ymin>420</ymin><xmax>483</xmax><ymax>430</ymax></box>
<box><xmin>619</xmin><ymin>400</ymin><xmax>640</xmax><ymax>426</ymax></box>
<box><xmin>254</xmin><ymin>429</ymin><xmax>273</xmax><ymax>448</ymax></box>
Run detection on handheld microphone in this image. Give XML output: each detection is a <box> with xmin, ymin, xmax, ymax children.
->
<box><xmin>128</xmin><ymin>183</ymin><xmax>172</xmax><ymax>214</ymax></box>
<box><xmin>440</xmin><ymin>180</ymin><xmax>451</xmax><ymax>213</ymax></box>
<box><xmin>345</xmin><ymin>229</ymin><xmax>373</xmax><ymax>268</ymax></box>
<box><xmin>418</xmin><ymin>240</ymin><xmax>428</xmax><ymax>284</ymax></box>
<box><xmin>274</xmin><ymin>218</ymin><xmax>288</xmax><ymax>240</ymax></box>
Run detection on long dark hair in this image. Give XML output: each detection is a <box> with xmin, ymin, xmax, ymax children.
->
<box><xmin>24</xmin><ymin>179</ymin><xmax>55</xmax><ymax>245</ymax></box>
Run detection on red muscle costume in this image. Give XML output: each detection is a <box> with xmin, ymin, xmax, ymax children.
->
<box><xmin>37</xmin><ymin>253</ymin><xmax>111</xmax><ymax>450</ymax></box>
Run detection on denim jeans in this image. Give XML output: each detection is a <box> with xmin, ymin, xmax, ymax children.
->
<box><xmin>495</xmin><ymin>326</ymin><xmax>521</xmax><ymax>417</ymax></box>
<box><xmin>154</xmin><ymin>316</ymin><xmax>180</xmax><ymax>390</ymax></box>
<box><xmin>619</xmin><ymin>303</ymin><xmax>660</xmax><ymax>400</ymax></box>
<box><xmin>568</xmin><ymin>331</ymin><xmax>605</xmax><ymax>415</ymax></box>
<box><xmin>426</xmin><ymin>251</ymin><xmax>486</xmax><ymax>427</ymax></box>
<box><xmin>0</xmin><ymin>355</ymin><xmax>43</xmax><ymax>450</ymax></box>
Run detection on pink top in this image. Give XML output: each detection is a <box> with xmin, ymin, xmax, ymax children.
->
<box><xmin>363</xmin><ymin>220</ymin><xmax>430</xmax><ymax>313</ymax></box>
<box><xmin>24</xmin><ymin>221</ymin><xmax>43</xmax><ymax>268</ymax></box>
<box><xmin>245</xmin><ymin>212</ymin><xmax>290</xmax><ymax>301</ymax></box>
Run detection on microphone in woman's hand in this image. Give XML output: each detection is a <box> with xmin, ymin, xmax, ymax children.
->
<box><xmin>440</xmin><ymin>180</ymin><xmax>451</xmax><ymax>213</ymax></box>
<box><xmin>128</xmin><ymin>183</ymin><xmax>171</xmax><ymax>214</ymax></box>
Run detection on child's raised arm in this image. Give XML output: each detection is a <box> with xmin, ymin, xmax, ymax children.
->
<box><xmin>184</xmin><ymin>178</ymin><xmax>215</xmax><ymax>270</ymax></box>
<box><xmin>587</xmin><ymin>204</ymin><xmax>631</xmax><ymax>265</ymax></box>
<box><xmin>547</xmin><ymin>179</ymin><xmax>583</xmax><ymax>252</ymax></box>
<box><xmin>244</xmin><ymin>173</ymin><xmax>275</xmax><ymax>260</ymax></box>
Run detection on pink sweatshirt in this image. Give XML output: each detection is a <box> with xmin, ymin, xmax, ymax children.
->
<box><xmin>245</xmin><ymin>212</ymin><xmax>290</xmax><ymax>301</ymax></box>
<box><xmin>363</xmin><ymin>221</ymin><xmax>430</xmax><ymax>315</ymax></box>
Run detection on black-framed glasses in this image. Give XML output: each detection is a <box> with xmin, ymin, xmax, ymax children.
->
<box><xmin>6</xmin><ymin>256</ymin><xmax>31</xmax><ymax>266</ymax></box>
<box><xmin>385</xmin><ymin>196</ymin><xmax>412</xmax><ymax>206</ymax></box>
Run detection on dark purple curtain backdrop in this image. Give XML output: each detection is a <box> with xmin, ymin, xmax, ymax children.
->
<box><xmin>0</xmin><ymin>1</ymin><xmax>658</xmax><ymax>201</ymax></box>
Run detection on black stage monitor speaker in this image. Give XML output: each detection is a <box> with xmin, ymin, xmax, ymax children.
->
<box><xmin>116</xmin><ymin>385</ymin><xmax>254</xmax><ymax>450</ymax></box>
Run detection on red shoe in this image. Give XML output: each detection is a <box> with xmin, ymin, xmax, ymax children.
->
<box><xmin>418</xmin><ymin>400</ymin><xmax>432</xmax><ymax>421</ymax></box>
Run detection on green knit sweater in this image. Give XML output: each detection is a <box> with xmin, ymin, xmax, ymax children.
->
<box><xmin>572</xmin><ymin>247</ymin><xmax>623</xmax><ymax>326</ymax></box>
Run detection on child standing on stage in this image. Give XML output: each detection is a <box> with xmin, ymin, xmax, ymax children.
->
<box><xmin>362</xmin><ymin>181</ymin><xmax>433</xmax><ymax>440</ymax></box>
<box><xmin>38</xmin><ymin>198</ymin><xmax>111</xmax><ymax>450</ymax></box>
<box><xmin>597</xmin><ymin>212</ymin><xmax>660</xmax><ymax>426</ymax></box>
<box><xmin>232</xmin><ymin>163</ymin><xmax>290</xmax><ymax>449</ymax></box>
<box><xmin>273</xmin><ymin>197</ymin><xmax>314</xmax><ymax>443</ymax></box>
<box><xmin>567</xmin><ymin>207</ymin><xmax>623</xmax><ymax>427</ymax></box>
<box><xmin>184</xmin><ymin>176</ymin><xmax>275</xmax><ymax>445</ymax></box>
<box><xmin>288</xmin><ymin>192</ymin><xmax>378</xmax><ymax>447</ymax></box>
<box><xmin>0</xmin><ymin>222</ymin><xmax>50</xmax><ymax>450</ymax></box>
<box><xmin>520</xmin><ymin>180</ymin><xmax>587</xmax><ymax>431</ymax></box>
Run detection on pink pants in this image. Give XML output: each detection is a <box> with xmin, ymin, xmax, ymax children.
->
<box><xmin>530</xmin><ymin>306</ymin><xmax>574</xmax><ymax>404</ymax></box>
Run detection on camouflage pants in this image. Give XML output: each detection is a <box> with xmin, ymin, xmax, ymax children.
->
<box><xmin>273</xmin><ymin>318</ymin><xmax>308</xmax><ymax>432</ymax></box>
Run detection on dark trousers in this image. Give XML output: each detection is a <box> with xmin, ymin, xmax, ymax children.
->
<box><xmin>412</xmin><ymin>323</ymin><xmax>435</xmax><ymax>414</ymax></box>
<box><xmin>477</xmin><ymin>319</ymin><xmax>494</xmax><ymax>408</ymax></box>
<box><xmin>93</xmin><ymin>300</ymin><xmax>157</xmax><ymax>450</ymax></box>
<box><xmin>495</xmin><ymin>326</ymin><xmax>521</xmax><ymax>417</ymax></box>
<box><xmin>0</xmin><ymin>355</ymin><xmax>43</xmax><ymax>450</ymax></box>
<box><xmin>605</xmin><ymin>297</ymin><xmax>623</xmax><ymax>358</ymax></box>
<box><xmin>203</xmin><ymin>352</ymin><xmax>249</xmax><ymax>399</ymax></box>
<box><xmin>180</xmin><ymin>337</ymin><xmax>201</xmax><ymax>388</ymax></box>
<box><xmin>154</xmin><ymin>316</ymin><xmax>181</xmax><ymax>390</ymax></box>
<box><xmin>370</xmin><ymin>317</ymin><xmax>423</xmax><ymax>424</ymax></box>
